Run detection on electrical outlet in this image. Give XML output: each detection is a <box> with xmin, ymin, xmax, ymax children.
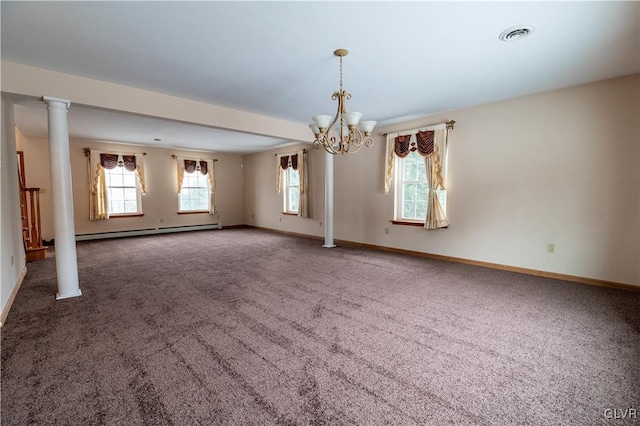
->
<box><xmin>547</xmin><ymin>243</ymin><xmax>555</xmax><ymax>254</ymax></box>
<box><xmin>384</xmin><ymin>228</ymin><xmax>389</xmax><ymax>235</ymax></box>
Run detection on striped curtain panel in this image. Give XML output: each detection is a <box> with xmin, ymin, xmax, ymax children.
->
<box><xmin>423</xmin><ymin>129</ymin><xmax>448</xmax><ymax>229</ymax></box>
<box><xmin>298</xmin><ymin>150</ymin><xmax>309</xmax><ymax>218</ymax></box>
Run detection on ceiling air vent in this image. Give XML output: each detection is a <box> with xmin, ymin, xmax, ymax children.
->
<box><xmin>499</xmin><ymin>25</ymin><xmax>535</xmax><ymax>42</ymax></box>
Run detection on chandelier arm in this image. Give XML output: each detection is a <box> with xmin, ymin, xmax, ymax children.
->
<box><xmin>326</xmin><ymin>91</ymin><xmax>343</xmax><ymax>135</ymax></box>
<box><xmin>351</xmin><ymin>127</ymin><xmax>364</xmax><ymax>147</ymax></box>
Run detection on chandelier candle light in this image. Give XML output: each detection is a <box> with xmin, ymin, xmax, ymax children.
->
<box><xmin>309</xmin><ymin>49</ymin><xmax>376</xmax><ymax>155</ymax></box>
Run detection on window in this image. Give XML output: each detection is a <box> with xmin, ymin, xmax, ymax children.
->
<box><xmin>387</xmin><ymin>128</ymin><xmax>450</xmax><ymax>228</ymax></box>
<box><xmin>283</xmin><ymin>166</ymin><xmax>300</xmax><ymax>214</ymax></box>
<box><xmin>395</xmin><ymin>151</ymin><xmax>446</xmax><ymax>222</ymax></box>
<box><xmin>104</xmin><ymin>165</ymin><xmax>142</xmax><ymax>215</ymax></box>
<box><xmin>179</xmin><ymin>170</ymin><xmax>210</xmax><ymax>212</ymax></box>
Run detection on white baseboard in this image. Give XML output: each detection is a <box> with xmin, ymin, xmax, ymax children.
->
<box><xmin>0</xmin><ymin>266</ymin><xmax>27</xmax><ymax>327</ymax></box>
<box><xmin>76</xmin><ymin>223</ymin><xmax>222</xmax><ymax>241</ymax></box>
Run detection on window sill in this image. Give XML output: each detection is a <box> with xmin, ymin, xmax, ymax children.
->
<box><xmin>178</xmin><ymin>210</ymin><xmax>209</xmax><ymax>215</ymax></box>
<box><xmin>391</xmin><ymin>220</ymin><xmax>424</xmax><ymax>227</ymax></box>
<box><xmin>282</xmin><ymin>212</ymin><xmax>298</xmax><ymax>216</ymax></box>
<box><xmin>110</xmin><ymin>213</ymin><xmax>144</xmax><ymax>218</ymax></box>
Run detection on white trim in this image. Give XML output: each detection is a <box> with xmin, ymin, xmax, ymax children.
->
<box><xmin>56</xmin><ymin>289</ymin><xmax>83</xmax><ymax>300</ymax></box>
<box><xmin>42</xmin><ymin>96</ymin><xmax>71</xmax><ymax>108</ymax></box>
<box><xmin>0</xmin><ymin>266</ymin><xmax>27</xmax><ymax>327</ymax></box>
<box><xmin>323</xmin><ymin>151</ymin><xmax>335</xmax><ymax>248</ymax></box>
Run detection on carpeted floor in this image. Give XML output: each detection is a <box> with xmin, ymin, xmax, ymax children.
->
<box><xmin>1</xmin><ymin>229</ymin><xmax>639</xmax><ymax>425</ymax></box>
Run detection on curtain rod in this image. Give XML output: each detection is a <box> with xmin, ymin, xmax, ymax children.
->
<box><xmin>83</xmin><ymin>147</ymin><xmax>146</xmax><ymax>157</ymax></box>
<box><xmin>382</xmin><ymin>120</ymin><xmax>456</xmax><ymax>137</ymax></box>
<box><xmin>274</xmin><ymin>148</ymin><xmax>308</xmax><ymax>156</ymax></box>
<box><xmin>172</xmin><ymin>155</ymin><xmax>218</xmax><ymax>162</ymax></box>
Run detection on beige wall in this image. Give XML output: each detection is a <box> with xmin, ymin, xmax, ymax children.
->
<box><xmin>243</xmin><ymin>75</ymin><xmax>640</xmax><ymax>286</ymax></box>
<box><xmin>1</xmin><ymin>95</ymin><xmax>27</xmax><ymax>321</ymax></box>
<box><xmin>243</xmin><ymin>144</ymin><xmax>325</xmax><ymax>236</ymax></box>
<box><xmin>21</xmin><ymin>137</ymin><xmax>245</xmax><ymax>240</ymax></box>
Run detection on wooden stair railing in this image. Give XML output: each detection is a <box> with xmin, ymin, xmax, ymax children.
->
<box><xmin>17</xmin><ymin>151</ymin><xmax>47</xmax><ymax>262</ymax></box>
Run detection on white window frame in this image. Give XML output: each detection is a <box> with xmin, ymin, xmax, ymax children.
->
<box><xmin>282</xmin><ymin>166</ymin><xmax>300</xmax><ymax>214</ymax></box>
<box><xmin>394</xmin><ymin>151</ymin><xmax>446</xmax><ymax>222</ymax></box>
<box><xmin>104</xmin><ymin>165</ymin><xmax>142</xmax><ymax>216</ymax></box>
<box><xmin>178</xmin><ymin>170</ymin><xmax>211</xmax><ymax>213</ymax></box>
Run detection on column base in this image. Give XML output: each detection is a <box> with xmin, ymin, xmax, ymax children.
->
<box><xmin>322</xmin><ymin>244</ymin><xmax>337</xmax><ymax>248</ymax></box>
<box><xmin>56</xmin><ymin>289</ymin><xmax>82</xmax><ymax>300</ymax></box>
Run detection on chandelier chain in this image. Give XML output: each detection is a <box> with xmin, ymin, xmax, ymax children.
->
<box><xmin>339</xmin><ymin>56</ymin><xmax>343</xmax><ymax>91</ymax></box>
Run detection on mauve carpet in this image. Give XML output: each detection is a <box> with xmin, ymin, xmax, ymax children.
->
<box><xmin>1</xmin><ymin>229</ymin><xmax>639</xmax><ymax>425</ymax></box>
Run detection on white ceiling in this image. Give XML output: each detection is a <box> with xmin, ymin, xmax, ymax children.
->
<box><xmin>2</xmin><ymin>1</ymin><xmax>639</xmax><ymax>154</ymax></box>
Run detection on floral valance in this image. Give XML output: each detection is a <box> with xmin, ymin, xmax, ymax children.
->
<box><xmin>184</xmin><ymin>159</ymin><xmax>209</xmax><ymax>175</ymax></box>
<box><xmin>99</xmin><ymin>153</ymin><xmax>137</xmax><ymax>171</ymax></box>
<box><xmin>278</xmin><ymin>154</ymin><xmax>299</xmax><ymax>171</ymax></box>
<box><xmin>393</xmin><ymin>130</ymin><xmax>434</xmax><ymax>158</ymax></box>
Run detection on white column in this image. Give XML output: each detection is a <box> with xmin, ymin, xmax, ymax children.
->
<box><xmin>43</xmin><ymin>96</ymin><xmax>82</xmax><ymax>300</ymax></box>
<box><xmin>323</xmin><ymin>151</ymin><xmax>336</xmax><ymax>248</ymax></box>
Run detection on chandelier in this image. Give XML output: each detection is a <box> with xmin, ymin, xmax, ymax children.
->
<box><xmin>309</xmin><ymin>49</ymin><xmax>376</xmax><ymax>155</ymax></box>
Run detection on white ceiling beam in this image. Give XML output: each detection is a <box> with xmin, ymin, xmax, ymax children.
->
<box><xmin>1</xmin><ymin>61</ymin><xmax>310</xmax><ymax>143</ymax></box>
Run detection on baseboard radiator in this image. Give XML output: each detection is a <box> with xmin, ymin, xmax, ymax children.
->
<box><xmin>76</xmin><ymin>223</ymin><xmax>222</xmax><ymax>242</ymax></box>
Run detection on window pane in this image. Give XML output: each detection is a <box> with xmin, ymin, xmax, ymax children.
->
<box><xmin>404</xmin><ymin>183</ymin><xmax>417</xmax><ymax>201</ymax></box>
<box><xmin>289</xmin><ymin>169</ymin><xmax>300</xmax><ymax>186</ymax></box>
<box><xmin>124</xmin><ymin>188</ymin><xmax>137</xmax><ymax>202</ymax></box>
<box><xmin>403</xmin><ymin>161</ymin><xmax>416</xmax><ymax>181</ymax></box>
<box><xmin>395</xmin><ymin>150</ymin><xmax>438</xmax><ymax>222</ymax></box>
<box><xmin>179</xmin><ymin>179</ymin><xmax>209</xmax><ymax>211</ymax></box>
<box><xmin>110</xmin><ymin>188</ymin><xmax>124</xmax><ymax>201</ymax></box>
<box><xmin>403</xmin><ymin>200</ymin><xmax>416</xmax><ymax>219</ymax></box>
<box><xmin>124</xmin><ymin>201</ymin><xmax>137</xmax><ymax>213</ymax></box>
<box><xmin>112</xmin><ymin>200</ymin><xmax>125</xmax><ymax>214</ymax></box>
<box><xmin>197</xmin><ymin>173</ymin><xmax>208</xmax><ymax>186</ymax></box>
<box><xmin>104</xmin><ymin>163</ymin><xmax>140</xmax><ymax>215</ymax></box>
<box><xmin>123</xmin><ymin>172</ymin><xmax>136</xmax><ymax>186</ymax></box>
<box><xmin>179</xmin><ymin>197</ymin><xmax>189</xmax><ymax>211</ymax></box>
<box><xmin>110</xmin><ymin>173</ymin><xmax>124</xmax><ymax>187</ymax></box>
<box><xmin>416</xmin><ymin>158</ymin><xmax>426</xmax><ymax>179</ymax></box>
<box><xmin>289</xmin><ymin>189</ymin><xmax>299</xmax><ymax>212</ymax></box>
<box><xmin>193</xmin><ymin>189</ymin><xmax>208</xmax><ymax>209</ymax></box>
<box><xmin>417</xmin><ymin>183</ymin><xmax>429</xmax><ymax>200</ymax></box>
